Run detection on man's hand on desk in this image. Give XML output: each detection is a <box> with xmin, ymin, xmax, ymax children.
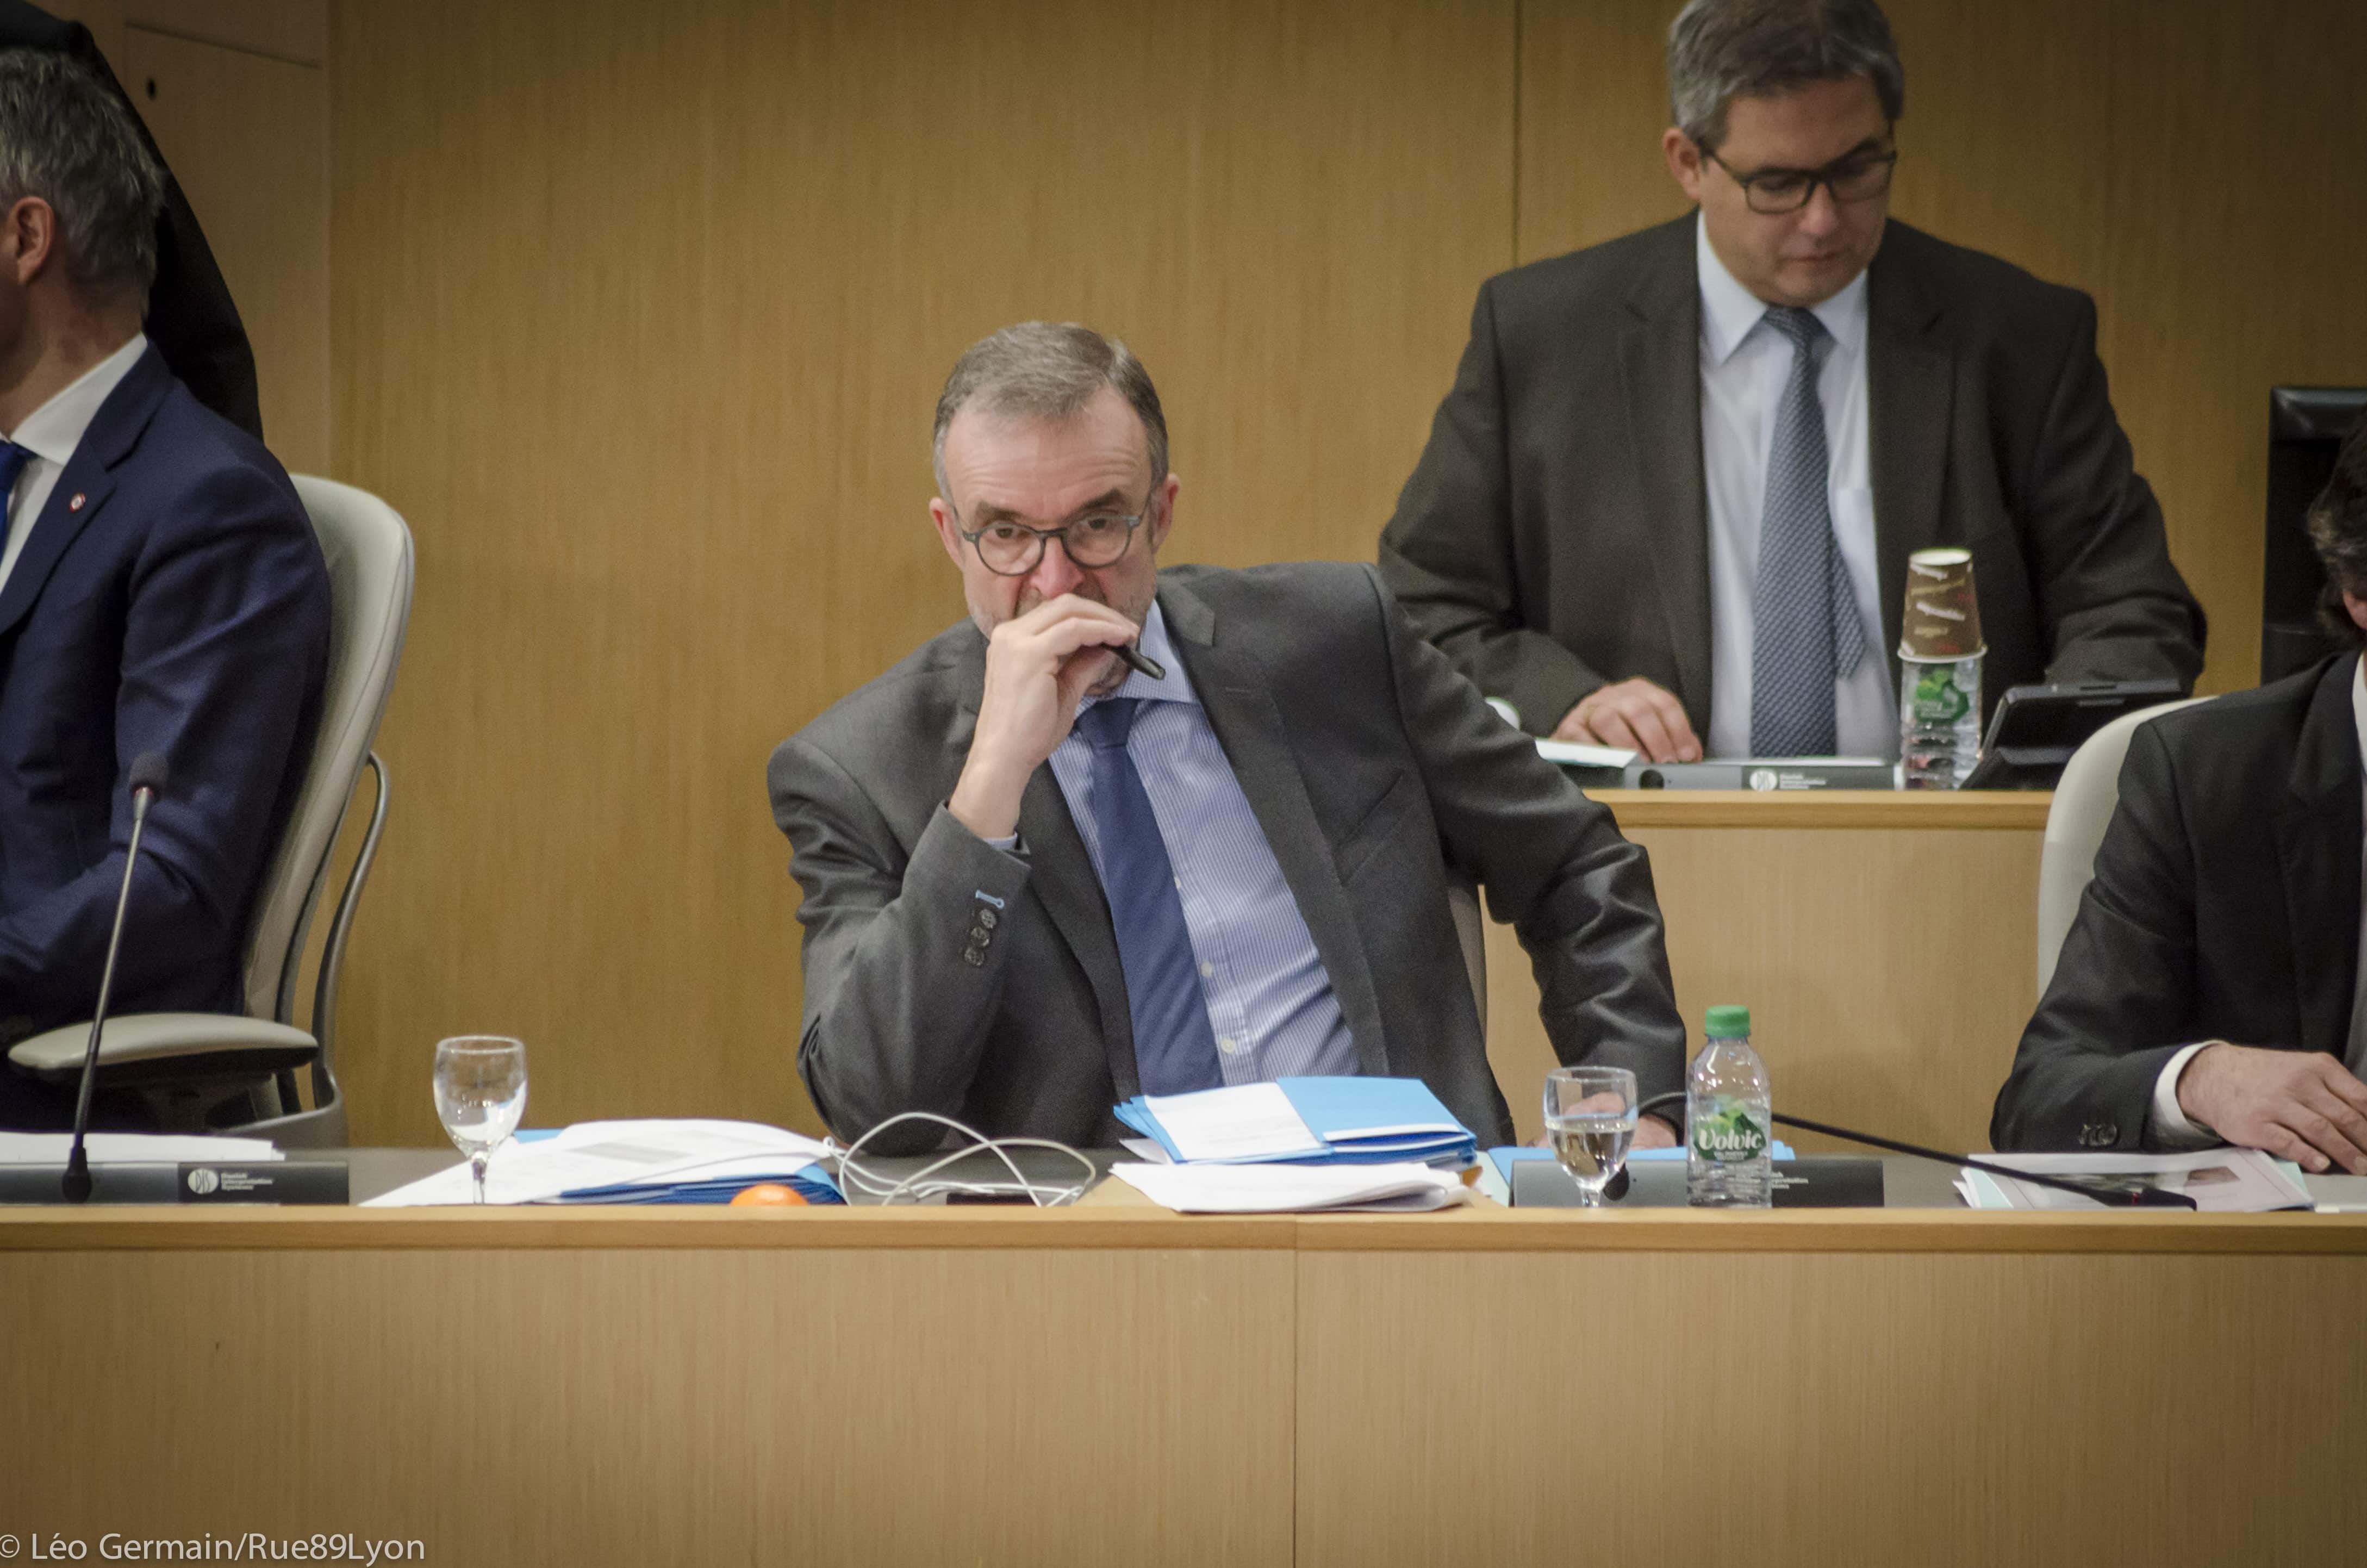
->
<box><xmin>949</xmin><ymin>594</ymin><xmax>1139</xmax><ymax>840</ymax></box>
<box><xmin>1554</xmin><ymin>679</ymin><xmax>1702</xmax><ymax>763</ymax></box>
<box><xmin>2175</xmin><ymin>1043</ymin><xmax>2367</xmax><ymax>1174</ymax></box>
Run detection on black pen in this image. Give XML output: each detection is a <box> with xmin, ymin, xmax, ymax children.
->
<box><xmin>1112</xmin><ymin>643</ymin><xmax>1166</xmax><ymax>681</ymax></box>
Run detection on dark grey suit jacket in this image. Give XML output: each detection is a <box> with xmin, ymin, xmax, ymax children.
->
<box><xmin>1992</xmin><ymin>654</ymin><xmax>2361</xmax><ymax>1153</ymax></box>
<box><xmin>1379</xmin><ymin>214</ymin><xmax>2205</xmax><ymax>737</ymax></box>
<box><xmin>769</xmin><ymin>561</ymin><xmax>1686</xmax><ymax>1154</ymax></box>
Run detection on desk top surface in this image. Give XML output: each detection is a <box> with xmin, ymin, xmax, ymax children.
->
<box><xmin>1584</xmin><ymin>789</ymin><xmax>2051</xmax><ymax>830</ymax></box>
<box><xmin>4</xmin><ymin>1147</ymin><xmax>2362</xmax><ymax>1256</ymax></box>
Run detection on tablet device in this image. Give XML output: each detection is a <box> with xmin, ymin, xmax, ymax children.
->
<box><xmin>1960</xmin><ymin>679</ymin><xmax>2184</xmax><ymax>790</ymax></box>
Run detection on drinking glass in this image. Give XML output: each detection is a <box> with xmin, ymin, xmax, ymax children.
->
<box><xmin>1542</xmin><ymin>1066</ymin><xmax>1638</xmax><ymax>1208</ymax></box>
<box><xmin>433</xmin><ymin>1036</ymin><xmax>528</xmax><ymax>1204</ymax></box>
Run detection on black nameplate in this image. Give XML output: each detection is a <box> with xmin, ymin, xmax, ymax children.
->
<box><xmin>1511</xmin><ymin>1156</ymin><xmax>1884</xmax><ymax>1208</ymax></box>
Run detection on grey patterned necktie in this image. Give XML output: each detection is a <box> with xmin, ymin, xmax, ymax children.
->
<box><xmin>1749</xmin><ymin>306</ymin><xmax>1865</xmax><ymax>757</ymax></box>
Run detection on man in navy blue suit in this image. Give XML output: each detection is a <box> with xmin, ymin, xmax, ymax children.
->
<box><xmin>0</xmin><ymin>51</ymin><xmax>328</xmax><ymax>1128</ymax></box>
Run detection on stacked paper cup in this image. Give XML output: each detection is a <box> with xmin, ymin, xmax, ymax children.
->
<box><xmin>1897</xmin><ymin>547</ymin><xmax>1985</xmax><ymax>788</ymax></box>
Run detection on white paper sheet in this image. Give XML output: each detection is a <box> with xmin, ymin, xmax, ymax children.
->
<box><xmin>1961</xmin><ymin>1149</ymin><xmax>2313</xmax><ymax>1212</ymax></box>
<box><xmin>1534</xmin><ymin>739</ymin><xmax>1637</xmax><ymax>768</ymax></box>
<box><xmin>363</xmin><ymin>1119</ymin><xmax>831</xmax><ymax>1206</ymax></box>
<box><xmin>1111</xmin><ymin>1161</ymin><xmax>1471</xmax><ymax>1214</ymax></box>
<box><xmin>1139</xmin><ymin>1082</ymin><xmax>1326</xmax><ymax>1162</ymax></box>
<box><xmin>0</xmin><ymin>1132</ymin><xmax>281</xmax><ymax>1165</ymax></box>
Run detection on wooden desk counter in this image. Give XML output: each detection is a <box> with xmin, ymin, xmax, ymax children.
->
<box><xmin>1488</xmin><ymin>789</ymin><xmax>2050</xmax><ymax>1154</ymax></box>
<box><xmin>4</xmin><ymin>1198</ymin><xmax>2360</xmax><ymax>1567</ymax></box>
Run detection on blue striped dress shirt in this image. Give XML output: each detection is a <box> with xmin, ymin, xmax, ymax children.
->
<box><xmin>1048</xmin><ymin>602</ymin><xmax>1359</xmax><ymax>1085</ymax></box>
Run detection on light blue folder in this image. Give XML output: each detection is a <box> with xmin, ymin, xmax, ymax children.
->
<box><xmin>1116</xmin><ymin>1077</ymin><xmax>1477</xmax><ymax>1167</ymax></box>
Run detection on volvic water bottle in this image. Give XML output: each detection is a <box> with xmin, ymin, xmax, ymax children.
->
<box><xmin>1686</xmin><ymin>1005</ymin><xmax>1771</xmax><ymax>1208</ymax></box>
<box><xmin>1898</xmin><ymin>654</ymin><xmax>1982</xmax><ymax>788</ymax></box>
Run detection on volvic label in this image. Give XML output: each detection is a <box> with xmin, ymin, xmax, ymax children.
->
<box><xmin>1911</xmin><ymin>664</ymin><xmax>1972</xmax><ymax>723</ymax></box>
<box><xmin>1691</xmin><ymin>1103</ymin><xmax>1768</xmax><ymax>1164</ymax></box>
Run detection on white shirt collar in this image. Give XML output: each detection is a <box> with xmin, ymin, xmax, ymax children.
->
<box><xmin>2352</xmin><ymin>653</ymin><xmax>2366</xmax><ymax>777</ymax></box>
<box><xmin>5</xmin><ymin>333</ymin><xmax>148</xmax><ymax>466</ymax></box>
<box><xmin>1695</xmin><ymin>211</ymin><xmax>1867</xmax><ymax>368</ymax></box>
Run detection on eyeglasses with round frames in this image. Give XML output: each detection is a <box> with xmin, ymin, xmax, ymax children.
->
<box><xmin>956</xmin><ymin>500</ymin><xmax>1150</xmax><ymax>578</ymax></box>
<box><xmin>1704</xmin><ymin>144</ymin><xmax>1898</xmax><ymax>215</ymax></box>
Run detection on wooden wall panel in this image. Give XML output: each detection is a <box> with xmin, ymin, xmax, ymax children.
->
<box><xmin>1519</xmin><ymin>0</ymin><xmax>2367</xmax><ymax>695</ymax></box>
<box><xmin>327</xmin><ymin>0</ymin><xmax>1516</xmax><ymax>1142</ymax></box>
<box><xmin>125</xmin><ymin>23</ymin><xmax>329</xmax><ymax>474</ymax></box>
<box><xmin>325</xmin><ymin>0</ymin><xmax>2360</xmax><ymax>1147</ymax></box>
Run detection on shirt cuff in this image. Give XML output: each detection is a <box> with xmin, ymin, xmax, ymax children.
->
<box><xmin>984</xmin><ymin>832</ymin><xmax>1021</xmax><ymax>854</ymax></box>
<box><xmin>2148</xmin><ymin>1043</ymin><xmax>2219</xmax><ymax>1149</ymax></box>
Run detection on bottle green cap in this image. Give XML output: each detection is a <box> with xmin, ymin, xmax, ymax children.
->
<box><xmin>1704</xmin><ymin>1005</ymin><xmax>1751</xmax><ymax>1038</ymax></box>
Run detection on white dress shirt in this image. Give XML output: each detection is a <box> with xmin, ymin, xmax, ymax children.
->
<box><xmin>2149</xmin><ymin>657</ymin><xmax>2367</xmax><ymax>1146</ymax></box>
<box><xmin>0</xmin><ymin>333</ymin><xmax>149</xmax><ymax>599</ymax></box>
<box><xmin>1696</xmin><ymin>216</ymin><xmax>1895</xmax><ymax>758</ymax></box>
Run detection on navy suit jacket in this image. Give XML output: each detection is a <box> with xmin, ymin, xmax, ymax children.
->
<box><xmin>0</xmin><ymin>345</ymin><xmax>328</xmax><ymax>1044</ymax></box>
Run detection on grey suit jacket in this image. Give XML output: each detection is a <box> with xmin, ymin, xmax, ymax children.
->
<box><xmin>769</xmin><ymin>561</ymin><xmax>1686</xmax><ymax>1154</ymax></box>
<box><xmin>1379</xmin><ymin>214</ymin><xmax>2205</xmax><ymax>738</ymax></box>
<box><xmin>1992</xmin><ymin>655</ymin><xmax>2361</xmax><ymax>1153</ymax></box>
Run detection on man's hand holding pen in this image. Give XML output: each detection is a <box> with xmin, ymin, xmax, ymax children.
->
<box><xmin>949</xmin><ymin>593</ymin><xmax>1155</xmax><ymax>841</ymax></box>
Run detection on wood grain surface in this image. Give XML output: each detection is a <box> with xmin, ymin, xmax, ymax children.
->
<box><xmin>1489</xmin><ymin>801</ymin><xmax>2042</xmax><ymax>1152</ymax></box>
<box><xmin>1297</xmin><ymin>1246</ymin><xmax>2367</xmax><ymax>1566</ymax></box>
<box><xmin>325</xmin><ymin>0</ymin><xmax>1516</xmax><ymax>1143</ymax></box>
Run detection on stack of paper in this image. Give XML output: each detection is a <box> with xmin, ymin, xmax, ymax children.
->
<box><xmin>1955</xmin><ymin>1148</ymin><xmax>2313</xmax><ymax>1212</ymax></box>
<box><xmin>1114</xmin><ymin>1079</ymin><xmax>1475</xmax><ymax>1167</ymax></box>
<box><xmin>1110</xmin><ymin>1161</ymin><xmax>1471</xmax><ymax>1213</ymax></box>
<box><xmin>364</xmin><ymin>1119</ymin><xmax>840</xmax><ymax>1206</ymax></box>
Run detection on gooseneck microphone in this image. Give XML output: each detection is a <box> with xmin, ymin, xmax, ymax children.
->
<box><xmin>61</xmin><ymin>751</ymin><xmax>169</xmax><ymax>1204</ymax></box>
<box><xmin>1625</xmin><ymin>1092</ymin><xmax>2198</xmax><ymax>1210</ymax></box>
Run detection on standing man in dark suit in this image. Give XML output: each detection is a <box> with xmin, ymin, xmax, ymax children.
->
<box><xmin>1380</xmin><ymin>0</ymin><xmax>2202</xmax><ymax>762</ymax></box>
<box><xmin>1994</xmin><ymin>414</ymin><xmax>2367</xmax><ymax>1173</ymax></box>
<box><xmin>0</xmin><ymin>51</ymin><xmax>328</xmax><ymax>1127</ymax></box>
<box><xmin>770</xmin><ymin>323</ymin><xmax>1686</xmax><ymax>1154</ymax></box>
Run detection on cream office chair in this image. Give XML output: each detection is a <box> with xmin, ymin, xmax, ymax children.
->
<box><xmin>2034</xmin><ymin>697</ymin><xmax>2203</xmax><ymax>995</ymax></box>
<box><xmin>8</xmin><ymin>477</ymin><xmax>415</xmax><ymax>1147</ymax></box>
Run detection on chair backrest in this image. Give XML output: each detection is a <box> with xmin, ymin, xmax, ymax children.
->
<box><xmin>240</xmin><ymin>477</ymin><xmax>415</xmax><ymax>1021</ymax></box>
<box><xmin>2035</xmin><ymin>697</ymin><xmax>2203</xmax><ymax>994</ymax></box>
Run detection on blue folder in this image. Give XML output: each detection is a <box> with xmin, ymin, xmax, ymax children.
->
<box><xmin>1116</xmin><ymin>1077</ymin><xmax>1477</xmax><ymax>1167</ymax></box>
<box><xmin>546</xmin><ymin>1165</ymin><xmax>844</xmax><ymax>1205</ymax></box>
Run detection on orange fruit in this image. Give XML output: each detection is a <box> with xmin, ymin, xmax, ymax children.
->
<box><xmin>729</xmin><ymin>1183</ymin><xmax>809</xmax><ymax>1207</ymax></box>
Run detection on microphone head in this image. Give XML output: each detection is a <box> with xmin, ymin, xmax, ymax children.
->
<box><xmin>127</xmin><ymin>751</ymin><xmax>169</xmax><ymax>795</ymax></box>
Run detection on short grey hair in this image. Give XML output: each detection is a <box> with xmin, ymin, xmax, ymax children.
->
<box><xmin>0</xmin><ymin>48</ymin><xmax>164</xmax><ymax>307</ymax></box>
<box><xmin>2308</xmin><ymin>411</ymin><xmax>2367</xmax><ymax>649</ymax></box>
<box><xmin>931</xmin><ymin>322</ymin><xmax>1169</xmax><ymax>505</ymax></box>
<box><xmin>1667</xmin><ymin>0</ymin><xmax>1905</xmax><ymax>153</ymax></box>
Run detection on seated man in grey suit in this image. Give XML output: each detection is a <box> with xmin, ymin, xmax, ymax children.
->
<box><xmin>1994</xmin><ymin>414</ymin><xmax>2367</xmax><ymax>1175</ymax></box>
<box><xmin>770</xmin><ymin>323</ymin><xmax>1687</xmax><ymax>1154</ymax></box>
<box><xmin>1379</xmin><ymin>0</ymin><xmax>2201</xmax><ymax>763</ymax></box>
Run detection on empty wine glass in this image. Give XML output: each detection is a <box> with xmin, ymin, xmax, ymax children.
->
<box><xmin>1543</xmin><ymin>1066</ymin><xmax>1637</xmax><ymax>1208</ymax></box>
<box><xmin>433</xmin><ymin>1036</ymin><xmax>528</xmax><ymax>1204</ymax></box>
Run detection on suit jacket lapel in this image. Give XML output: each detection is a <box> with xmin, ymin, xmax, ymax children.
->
<box><xmin>2273</xmin><ymin>656</ymin><xmax>2363</xmax><ymax>1057</ymax></box>
<box><xmin>0</xmin><ymin>345</ymin><xmax>169</xmax><ymax>640</ymax></box>
<box><xmin>950</xmin><ymin>631</ymin><xmax>1142</xmax><ymax>1099</ymax></box>
<box><xmin>1617</xmin><ymin>221</ymin><xmax>1714</xmax><ymax>723</ymax></box>
<box><xmin>1161</xmin><ymin>581</ymin><xmax>1392</xmax><ymax>1076</ymax></box>
<box><xmin>1866</xmin><ymin>240</ymin><xmax>1953</xmax><ymax>686</ymax></box>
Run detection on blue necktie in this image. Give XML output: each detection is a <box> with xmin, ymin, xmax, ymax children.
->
<box><xmin>1749</xmin><ymin>307</ymin><xmax>1866</xmax><ymax>757</ymax></box>
<box><xmin>0</xmin><ymin>441</ymin><xmax>35</xmax><ymax>559</ymax></box>
<box><xmin>1074</xmin><ymin>698</ymin><xmax>1225</xmax><ymax>1097</ymax></box>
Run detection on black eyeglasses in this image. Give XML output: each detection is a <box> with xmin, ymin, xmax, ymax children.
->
<box><xmin>1704</xmin><ymin>143</ymin><xmax>1898</xmax><ymax>215</ymax></box>
<box><xmin>955</xmin><ymin>498</ymin><xmax>1150</xmax><ymax>577</ymax></box>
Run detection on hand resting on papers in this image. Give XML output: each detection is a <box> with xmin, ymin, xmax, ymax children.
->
<box><xmin>2175</xmin><ymin>1043</ymin><xmax>2367</xmax><ymax>1175</ymax></box>
<box><xmin>1554</xmin><ymin>678</ymin><xmax>1702</xmax><ymax>763</ymax></box>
